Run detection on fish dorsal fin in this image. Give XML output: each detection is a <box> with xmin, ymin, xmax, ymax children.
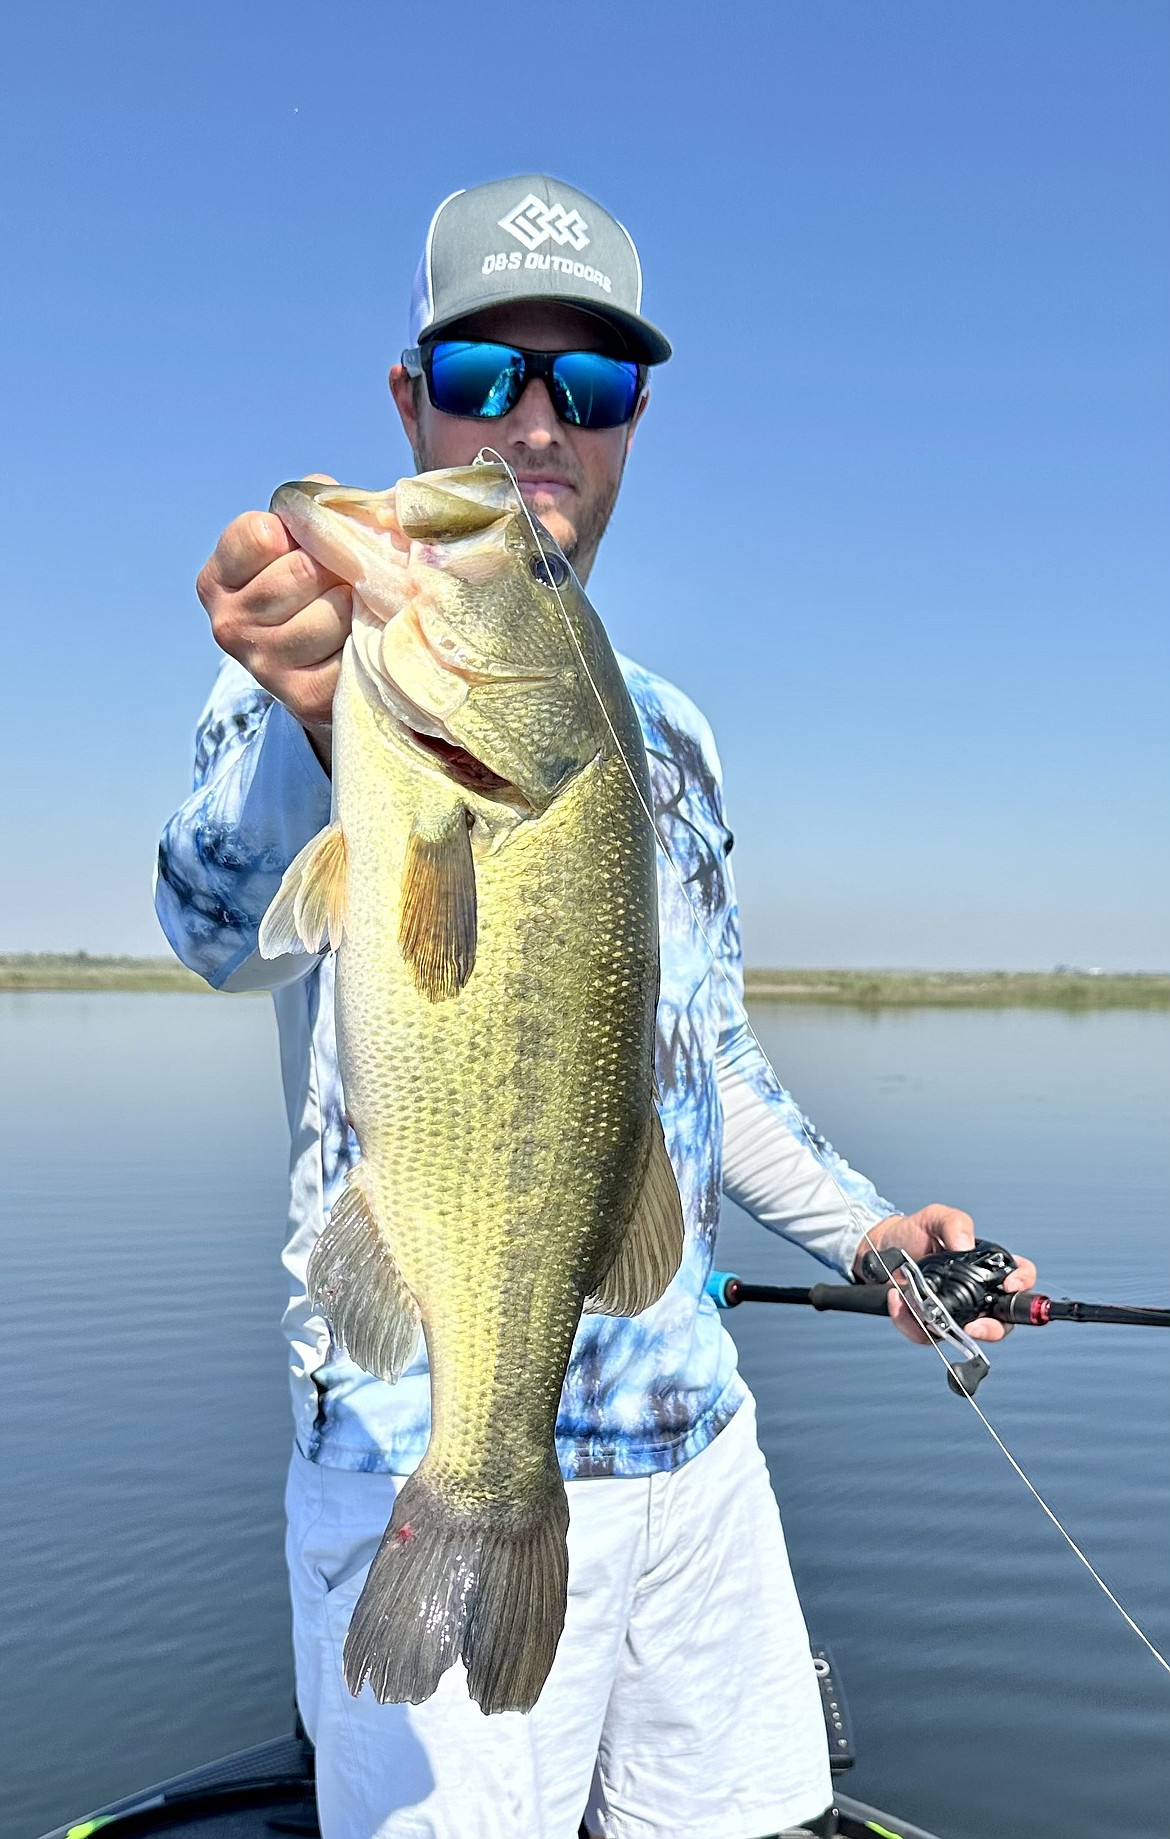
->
<box><xmin>399</xmin><ymin>804</ymin><xmax>477</xmax><ymax>1001</ymax></box>
<box><xmin>586</xmin><ymin>1104</ymin><xmax>684</xmax><ymax>1317</ymax></box>
<box><xmin>259</xmin><ymin>822</ymin><xmax>348</xmax><ymax>957</ymax></box>
<box><xmin>308</xmin><ymin>1167</ymin><xmax>420</xmax><ymax>1382</ymax></box>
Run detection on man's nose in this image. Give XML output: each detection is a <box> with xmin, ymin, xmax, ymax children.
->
<box><xmin>501</xmin><ymin>377</ymin><xmax>562</xmax><ymax>448</ymax></box>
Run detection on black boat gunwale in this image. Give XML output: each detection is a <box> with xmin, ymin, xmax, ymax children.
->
<box><xmin>37</xmin><ymin>1730</ymin><xmax>949</xmax><ymax>1839</ymax></box>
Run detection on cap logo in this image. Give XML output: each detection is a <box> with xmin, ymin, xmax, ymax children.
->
<box><xmin>498</xmin><ymin>193</ymin><xmax>590</xmax><ymax>253</ymax></box>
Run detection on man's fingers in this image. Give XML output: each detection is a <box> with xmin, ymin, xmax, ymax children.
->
<box><xmin>223</xmin><ymin>549</ymin><xmax>347</xmax><ymax>631</ymax></box>
<box><xmin>196</xmin><ymin>476</ymin><xmax>349</xmax><ymax>729</ymax></box>
<box><xmin>236</xmin><ymin>636</ymin><xmax>346</xmax><ymax>729</ymax></box>
<box><xmin>207</xmin><ymin>510</ymin><xmax>297</xmax><ymax>595</ymax></box>
<box><xmin>885</xmin><ymin>1209</ymin><xmax>1037</xmax><ymax>1349</ymax></box>
<box><xmin>933</xmin><ymin>1208</ymin><xmax>976</xmax><ymax>1250</ymax></box>
<box><xmin>282</xmin><ymin>648</ymin><xmax>346</xmax><ymax>730</ymax></box>
<box><xmin>887</xmin><ymin>1290</ymin><xmax>931</xmax><ymax>1345</ymax></box>
<box><xmin>1003</xmin><ymin>1256</ymin><xmax>1038</xmax><ymax>1292</ymax></box>
<box><xmin>967</xmin><ymin>1317</ymin><xmax>1012</xmax><ymax>1342</ymax></box>
<box><xmin>892</xmin><ymin>1289</ymin><xmax>1014</xmax><ymax>1347</ymax></box>
<box><xmin>202</xmin><ymin>474</ymin><xmax>340</xmax><ymax>596</ymax></box>
<box><xmin>240</xmin><ymin>585</ymin><xmax>352</xmax><ymax>666</ymax></box>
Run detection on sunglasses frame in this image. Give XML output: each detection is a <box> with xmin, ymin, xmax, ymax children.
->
<box><xmin>401</xmin><ymin>340</ymin><xmax>646</xmax><ymax>430</ymax></box>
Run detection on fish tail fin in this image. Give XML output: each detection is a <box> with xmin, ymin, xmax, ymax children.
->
<box><xmin>343</xmin><ymin>1462</ymin><xmax>569</xmax><ymax>1716</ymax></box>
<box><xmin>463</xmin><ymin>1474</ymin><xmax>570</xmax><ymax>1715</ymax></box>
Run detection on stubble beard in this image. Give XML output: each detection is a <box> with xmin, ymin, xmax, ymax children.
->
<box><xmin>412</xmin><ymin>437</ymin><xmax>624</xmax><ymax>582</ymax></box>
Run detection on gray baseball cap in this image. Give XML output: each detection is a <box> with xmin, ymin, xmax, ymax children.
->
<box><xmin>409</xmin><ymin>175</ymin><xmax>672</xmax><ymax>365</ymax></box>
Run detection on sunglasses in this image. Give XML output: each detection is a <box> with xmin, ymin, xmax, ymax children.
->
<box><xmin>401</xmin><ymin>340</ymin><xmax>645</xmax><ymax>430</ymax></box>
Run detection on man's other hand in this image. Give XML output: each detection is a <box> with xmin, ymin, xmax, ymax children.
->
<box><xmin>196</xmin><ymin>476</ymin><xmax>349</xmax><ymax>762</ymax></box>
<box><xmin>854</xmin><ymin>1206</ymin><xmax>1038</xmax><ymax>1345</ymax></box>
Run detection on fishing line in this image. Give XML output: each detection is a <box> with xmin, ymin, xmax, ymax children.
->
<box><xmin>478</xmin><ymin>446</ymin><xmax>923</xmax><ymax>1272</ymax></box>
<box><xmin>961</xmin><ymin>1387</ymin><xmax>1170</xmax><ymax>1675</ymax></box>
<box><xmin>478</xmin><ymin>445</ymin><xmax>1170</xmax><ymax>1677</ymax></box>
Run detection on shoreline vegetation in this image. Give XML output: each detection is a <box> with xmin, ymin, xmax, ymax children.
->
<box><xmin>1</xmin><ymin>954</ymin><xmax>1167</xmax><ymax>1009</ymax></box>
<box><xmin>742</xmin><ymin>968</ymin><xmax>1169</xmax><ymax>1009</ymax></box>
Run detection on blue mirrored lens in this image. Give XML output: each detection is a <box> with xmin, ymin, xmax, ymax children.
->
<box><xmin>551</xmin><ymin>353</ymin><xmax>641</xmax><ymax>428</ymax></box>
<box><xmin>429</xmin><ymin>342</ymin><xmax>524</xmax><ymax>419</ymax></box>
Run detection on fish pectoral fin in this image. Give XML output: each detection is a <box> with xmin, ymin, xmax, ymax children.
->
<box><xmin>399</xmin><ymin>805</ymin><xmax>477</xmax><ymax>1002</ymax></box>
<box><xmin>585</xmin><ymin>1105</ymin><xmax>685</xmax><ymax>1318</ymax></box>
<box><xmin>258</xmin><ymin>822</ymin><xmax>348</xmax><ymax>957</ymax></box>
<box><xmin>307</xmin><ymin>1168</ymin><xmax>420</xmax><ymax>1382</ymax></box>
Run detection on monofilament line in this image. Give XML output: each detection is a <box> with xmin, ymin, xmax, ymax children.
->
<box><xmin>961</xmin><ymin>1387</ymin><xmax>1170</xmax><ymax>1674</ymax></box>
<box><xmin>479</xmin><ymin>447</ymin><xmax>1170</xmax><ymax>1677</ymax></box>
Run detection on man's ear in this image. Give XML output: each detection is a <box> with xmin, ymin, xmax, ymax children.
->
<box><xmin>389</xmin><ymin>364</ymin><xmax>419</xmax><ymax>449</ymax></box>
<box><xmin>625</xmin><ymin>384</ymin><xmax>650</xmax><ymax>455</ymax></box>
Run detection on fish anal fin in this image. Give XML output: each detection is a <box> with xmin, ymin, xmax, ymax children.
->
<box><xmin>259</xmin><ymin>822</ymin><xmax>347</xmax><ymax>958</ymax></box>
<box><xmin>399</xmin><ymin>805</ymin><xmax>477</xmax><ymax>1002</ymax></box>
<box><xmin>586</xmin><ymin>1106</ymin><xmax>684</xmax><ymax>1318</ymax></box>
<box><xmin>308</xmin><ymin>1168</ymin><xmax>419</xmax><ymax>1382</ymax></box>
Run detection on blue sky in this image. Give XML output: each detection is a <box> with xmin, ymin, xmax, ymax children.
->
<box><xmin>2</xmin><ymin>0</ymin><xmax>1166</xmax><ymax>967</ymax></box>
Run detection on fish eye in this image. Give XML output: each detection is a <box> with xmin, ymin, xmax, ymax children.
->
<box><xmin>529</xmin><ymin>551</ymin><xmax>569</xmax><ymax>590</ymax></box>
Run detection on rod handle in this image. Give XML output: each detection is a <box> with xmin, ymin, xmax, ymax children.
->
<box><xmin>807</xmin><ymin>1282</ymin><xmax>892</xmax><ymax>1315</ymax></box>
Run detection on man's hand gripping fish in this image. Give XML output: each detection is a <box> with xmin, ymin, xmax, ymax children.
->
<box><xmin>258</xmin><ymin>462</ymin><xmax>684</xmax><ymax>1716</ymax></box>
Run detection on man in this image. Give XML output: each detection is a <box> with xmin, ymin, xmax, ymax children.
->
<box><xmin>156</xmin><ymin>175</ymin><xmax>1035</xmax><ymax>1839</ymax></box>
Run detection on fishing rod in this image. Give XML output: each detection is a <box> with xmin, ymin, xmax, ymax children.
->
<box><xmin>707</xmin><ymin>1240</ymin><xmax>1170</xmax><ymax>1397</ymax></box>
<box><xmin>485</xmin><ymin>449</ymin><xmax>1170</xmax><ymax>1670</ymax></box>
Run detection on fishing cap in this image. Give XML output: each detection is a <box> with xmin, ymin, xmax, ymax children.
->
<box><xmin>409</xmin><ymin>175</ymin><xmax>672</xmax><ymax>365</ymax></box>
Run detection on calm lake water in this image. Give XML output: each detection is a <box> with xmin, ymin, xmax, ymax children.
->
<box><xmin>1</xmin><ymin>994</ymin><xmax>1167</xmax><ymax>1839</ymax></box>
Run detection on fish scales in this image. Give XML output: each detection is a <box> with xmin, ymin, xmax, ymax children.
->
<box><xmin>336</xmin><ymin>655</ymin><xmax>656</xmax><ymax>1498</ymax></box>
<box><xmin>259</xmin><ymin>462</ymin><xmax>683</xmax><ymax>1713</ymax></box>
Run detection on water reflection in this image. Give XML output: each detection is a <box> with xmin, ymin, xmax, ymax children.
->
<box><xmin>0</xmin><ymin>996</ymin><xmax>1166</xmax><ymax>1839</ymax></box>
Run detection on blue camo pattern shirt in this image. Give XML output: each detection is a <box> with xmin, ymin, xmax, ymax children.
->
<box><xmin>156</xmin><ymin>654</ymin><xmax>898</xmax><ymax>1478</ymax></box>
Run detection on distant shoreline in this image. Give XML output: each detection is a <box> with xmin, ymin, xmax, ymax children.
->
<box><xmin>1</xmin><ymin>954</ymin><xmax>1167</xmax><ymax>1009</ymax></box>
<box><xmin>0</xmin><ymin>953</ymin><xmax>213</xmax><ymax>993</ymax></box>
<box><xmin>742</xmin><ymin>968</ymin><xmax>1169</xmax><ymax>1009</ymax></box>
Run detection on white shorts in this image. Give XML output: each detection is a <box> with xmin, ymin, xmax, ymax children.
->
<box><xmin>285</xmin><ymin>1393</ymin><xmax>832</xmax><ymax>1839</ymax></box>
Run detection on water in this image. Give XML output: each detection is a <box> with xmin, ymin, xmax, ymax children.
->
<box><xmin>0</xmin><ymin>995</ymin><xmax>1166</xmax><ymax>1839</ymax></box>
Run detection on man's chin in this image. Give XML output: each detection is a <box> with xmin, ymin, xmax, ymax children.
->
<box><xmin>520</xmin><ymin>494</ymin><xmax>577</xmax><ymax>558</ymax></box>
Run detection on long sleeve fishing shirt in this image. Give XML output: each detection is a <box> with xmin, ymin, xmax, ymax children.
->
<box><xmin>156</xmin><ymin>654</ymin><xmax>898</xmax><ymax>1479</ymax></box>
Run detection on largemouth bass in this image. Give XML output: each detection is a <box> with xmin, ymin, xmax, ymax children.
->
<box><xmin>258</xmin><ymin>461</ymin><xmax>683</xmax><ymax>1715</ymax></box>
